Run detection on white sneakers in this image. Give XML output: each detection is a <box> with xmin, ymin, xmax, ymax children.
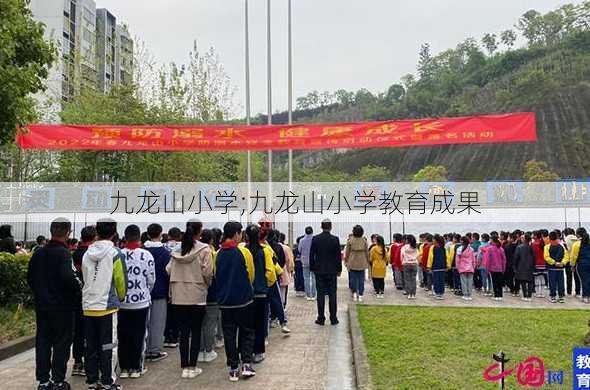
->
<box><xmin>198</xmin><ymin>351</ymin><xmax>218</xmax><ymax>363</ymax></box>
<box><xmin>181</xmin><ymin>368</ymin><xmax>202</xmax><ymax>379</ymax></box>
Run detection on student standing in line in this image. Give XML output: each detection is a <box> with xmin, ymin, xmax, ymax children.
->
<box><xmin>563</xmin><ymin>227</ymin><xmax>581</xmax><ymax>297</ymax></box>
<box><xmin>389</xmin><ymin>233</ymin><xmax>404</xmax><ymax>291</ymax></box>
<box><xmin>298</xmin><ymin>226</ymin><xmax>316</xmax><ymax>301</ymax></box>
<box><xmin>198</xmin><ymin>229</ymin><xmax>220</xmax><ymax>363</ymax></box>
<box><xmin>71</xmin><ymin>226</ymin><xmax>96</xmax><ymax>377</ymax></box>
<box><xmin>471</xmin><ymin>233</ymin><xmax>482</xmax><ymax>290</ymax></box>
<box><xmin>293</xmin><ymin>234</ymin><xmax>306</xmax><ymax>297</ymax></box>
<box><xmin>215</xmin><ymin>221</ymin><xmax>257</xmax><ymax>382</ymax></box>
<box><xmin>503</xmin><ymin>232</ymin><xmax>518</xmax><ymax>296</ymax></box>
<box><xmin>244</xmin><ymin>225</ymin><xmax>278</xmax><ymax>364</ymax></box>
<box><xmin>419</xmin><ymin>234</ymin><xmax>433</xmax><ymax>291</ymax></box>
<box><xmin>278</xmin><ymin>232</ymin><xmax>294</xmax><ymax>308</ymax></box>
<box><xmin>401</xmin><ymin>235</ymin><xmax>419</xmax><ymax>299</ymax></box>
<box><xmin>513</xmin><ymin>232</ymin><xmax>535</xmax><ymax>301</ymax></box>
<box><xmin>544</xmin><ymin>230</ymin><xmax>569</xmax><ymax>303</ymax></box>
<box><xmin>485</xmin><ymin>235</ymin><xmax>507</xmax><ymax>301</ymax></box>
<box><xmin>456</xmin><ymin>236</ymin><xmax>476</xmax><ymax>301</ymax></box>
<box><xmin>28</xmin><ymin>218</ymin><xmax>82</xmax><ymax>390</ymax></box>
<box><xmin>143</xmin><ymin>223</ymin><xmax>171</xmax><ymax>363</ymax></box>
<box><xmin>344</xmin><ymin>225</ymin><xmax>369</xmax><ymax>302</ymax></box>
<box><xmin>163</xmin><ymin>227</ymin><xmax>182</xmax><ymax>348</ymax></box>
<box><xmin>477</xmin><ymin>234</ymin><xmax>492</xmax><ymax>296</ymax></box>
<box><xmin>427</xmin><ymin>234</ymin><xmax>449</xmax><ymax>300</ymax></box>
<box><xmin>369</xmin><ymin>235</ymin><xmax>388</xmax><ymax>298</ymax></box>
<box><xmin>82</xmin><ymin>219</ymin><xmax>127</xmax><ymax>390</ymax></box>
<box><xmin>532</xmin><ymin>231</ymin><xmax>547</xmax><ymax>298</ymax></box>
<box><xmin>167</xmin><ymin>220</ymin><xmax>213</xmax><ymax>379</ymax></box>
<box><xmin>571</xmin><ymin>228</ymin><xmax>590</xmax><ymax>303</ymax></box>
<box><xmin>118</xmin><ymin>225</ymin><xmax>155</xmax><ymax>379</ymax></box>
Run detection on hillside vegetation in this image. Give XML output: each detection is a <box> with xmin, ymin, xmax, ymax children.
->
<box><xmin>268</xmin><ymin>2</ymin><xmax>590</xmax><ymax>181</ymax></box>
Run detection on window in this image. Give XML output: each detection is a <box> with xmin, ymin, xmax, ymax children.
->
<box><xmin>83</xmin><ymin>7</ymin><xmax>95</xmax><ymax>26</ymax></box>
<box><xmin>83</xmin><ymin>28</ymin><xmax>93</xmax><ymax>43</ymax></box>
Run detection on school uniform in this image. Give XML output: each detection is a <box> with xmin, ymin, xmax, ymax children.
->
<box><xmin>427</xmin><ymin>245</ymin><xmax>449</xmax><ymax>296</ymax></box>
<box><xmin>215</xmin><ymin>240</ymin><xmax>255</xmax><ymax>370</ymax></box>
<box><xmin>544</xmin><ymin>241</ymin><xmax>569</xmax><ymax>299</ymax></box>
<box><xmin>571</xmin><ymin>241</ymin><xmax>590</xmax><ymax>298</ymax></box>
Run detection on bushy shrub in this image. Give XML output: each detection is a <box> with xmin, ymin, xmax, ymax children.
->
<box><xmin>0</xmin><ymin>253</ymin><xmax>32</xmax><ymax>305</ymax></box>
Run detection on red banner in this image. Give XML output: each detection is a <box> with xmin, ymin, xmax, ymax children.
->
<box><xmin>16</xmin><ymin>112</ymin><xmax>536</xmax><ymax>152</ymax></box>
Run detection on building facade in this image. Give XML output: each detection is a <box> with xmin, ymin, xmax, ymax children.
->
<box><xmin>29</xmin><ymin>0</ymin><xmax>133</xmax><ymax>116</ymax></box>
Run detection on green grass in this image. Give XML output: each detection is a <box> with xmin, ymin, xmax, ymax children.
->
<box><xmin>357</xmin><ymin>305</ymin><xmax>587</xmax><ymax>390</ymax></box>
<box><xmin>0</xmin><ymin>305</ymin><xmax>35</xmax><ymax>344</ymax></box>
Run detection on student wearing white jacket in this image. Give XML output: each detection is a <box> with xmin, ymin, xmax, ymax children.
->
<box><xmin>118</xmin><ymin>225</ymin><xmax>155</xmax><ymax>379</ymax></box>
<box><xmin>82</xmin><ymin>220</ymin><xmax>127</xmax><ymax>390</ymax></box>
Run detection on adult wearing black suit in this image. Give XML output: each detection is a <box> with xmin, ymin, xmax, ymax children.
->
<box><xmin>309</xmin><ymin>219</ymin><xmax>342</xmax><ymax>325</ymax></box>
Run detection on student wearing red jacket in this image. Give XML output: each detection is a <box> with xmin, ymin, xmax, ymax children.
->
<box><xmin>419</xmin><ymin>234</ymin><xmax>433</xmax><ymax>291</ymax></box>
<box><xmin>532</xmin><ymin>230</ymin><xmax>548</xmax><ymax>298</ymax></box>
<box><xmin>390</xmin><ymin>234</ymin><xmax>404</xmax><ymax>291</ymax></box>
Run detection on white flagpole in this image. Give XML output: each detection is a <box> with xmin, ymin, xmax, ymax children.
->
<box><xmin>245</xmin><ymin>0</ymin><xmax>252</xmax><ymax>224</ymax></box>
<box><xmin>287</xmin><ymin>0</ymin><xmax>294</xmax><ymax>245</ymax></box>
<box><xmin>267</xmin><ymin>0</ymin><xmax>273</xmax><ymax>217</ymax></box>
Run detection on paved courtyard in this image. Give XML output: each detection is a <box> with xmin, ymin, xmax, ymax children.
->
<box><xmin>0</xmin><ymin>270</ymin><xmax>587</xmax><ymax>389</ymax></box>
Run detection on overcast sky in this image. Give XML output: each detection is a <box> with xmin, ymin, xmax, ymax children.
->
<box><xmin>98</xmin><ymin>0</ymin><xmax>579</xmax><ymax>117</ymax></box>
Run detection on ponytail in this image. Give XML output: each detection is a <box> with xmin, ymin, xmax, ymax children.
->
<box><xmin>182</xmin><ymin>220</ymin><xmax>203</xmax><ymax>256</ymax></box>
<box><xmin>577</xmin><ymin>227</ymin><xmax>588</xmax><ymax>246</ymax></box>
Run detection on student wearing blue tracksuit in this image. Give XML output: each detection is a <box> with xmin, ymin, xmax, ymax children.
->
<box><xmin>427</xmin><ymin>235</ymin><xmax>450</xmax><ymax>299</ymax></box>
<box><xmin>244</xmin><ymin>225</ymin><xmax>279</xmax><ymax>364</ymax></box>
<box><xmin>544</xmin><ymin>230</ymin><xmax>569</xmax><ymax>303</ymax></box>
<box><xmin>215</xmin><ymin>221</ymin><xmax>256</xmax><ymax>382</ymax></box>
<box><xmin>571</xmin><ymin>227</ymin><xmax>590</xmax><ymax>303</ymax></box>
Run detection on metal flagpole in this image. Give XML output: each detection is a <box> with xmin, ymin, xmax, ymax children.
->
<box><xmin>287</xmin><ymin>0</ymin><xmax>294</xmax><ymax>245</ymax></box>
<box><xmin>266</xmin><ymin>0</ymin><xmax>273</xmax><ymax>218</ymax></box>
<box><xmin>245</xmin><ymin>0</ymin><xmax>252</xmax><ymax>224</ymax></box>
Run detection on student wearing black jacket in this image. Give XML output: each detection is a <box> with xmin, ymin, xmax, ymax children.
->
<box><xmin>70</xmin><ymin>226</ymin><xmax>96</xmax><ymax>377</ymax></box>
<box><xmin>310</xmin><ymin>219</ymin><xmax>342</xmax><ymax>326</ymax></box>
<box><xmin>513</xmin><ymin>233</ymin><xmax>536</xmax><ymax>301</ymax></box>
<box><xmin>27</xmin><ymin>219</ymin><xmax>82</xmax><ymax>390</ymax></box>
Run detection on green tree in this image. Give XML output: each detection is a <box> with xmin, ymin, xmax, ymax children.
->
<box><xmin>523</xmin><ymin>160</ymin><xmax>560</xmax><ymax>181</ymax></box>
<box><xmin>0</xmin><ymin>0</ymin><xmax>56</xmax><ymax>143</ymax></box>
<box><xmin>482</xmin><ymin>33</ymin><xmax>498</xmax><ymax>55</ymax></box>
<box><xmin>356</xmin><ymin>165</ymin><xmax>391</xmax><ymax>182</ymax></box>
<box><xmin>518</xmin><ymin>10</ymin><xmax>544</xmax><ymax>46</ymax></box>
<box><xmin>385</xmin><ymin>84</ymin><xmax>405</xmax><ymax>104</ymax></box>
<box><xmin>500</xmin><ymin>29</ymin><xmax>517</xmax><ymax>49</ymax></box>
<box><xmin>412</xmin><ymin>165</ymin><xmax>448</xmax><ymax>182</ymax></box>
<box><xmin>417</xmin><ymin>43</ymin><xmax>433</xmax><ymax>79</ymax></box>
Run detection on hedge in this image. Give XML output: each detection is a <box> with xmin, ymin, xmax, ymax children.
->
<box><xmin>0</xmin><ymin>253</ymin><xmax>32</xmax><ymax>305</ymax></box>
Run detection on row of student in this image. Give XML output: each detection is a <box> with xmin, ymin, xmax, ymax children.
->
<box><xmin>27</xmin><ymin>217</ymin><xmax>297</xmax><ymax>390</ymax></box>
<box><xmin>337</xmin><ymin>227</ymin><xmax>590</xmax><ymax>304</ymax></box>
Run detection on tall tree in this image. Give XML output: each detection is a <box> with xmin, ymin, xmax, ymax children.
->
<box><xmin>0</xmin><ymin>0</ymin><xmax>56</xmax><ymax>143</ymax></box>
<box><xmin>482</xmin><ymin>33</ymin><xmax>498</xmax><ymax>55</ymax></box>
<box><xmin>500</xmin><ymin>29</ymin><xmax>517</xmax><ymax>49</ymax></box>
